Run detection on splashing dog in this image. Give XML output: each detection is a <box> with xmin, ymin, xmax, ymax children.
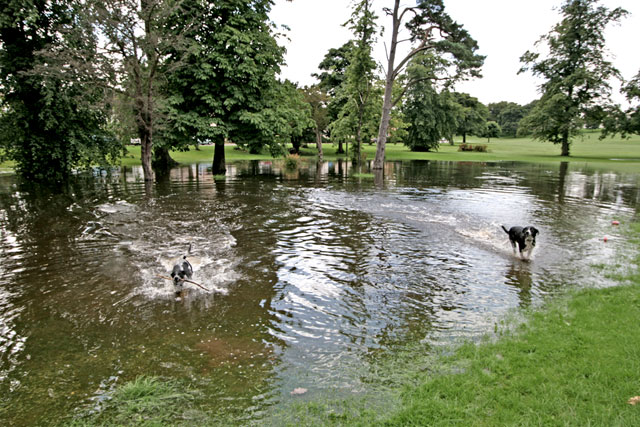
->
<box><xmin>501</xmin><ymin>225</ymin><xmax>539</xmax><ymax>260</ymax></box>
<box><xmin>170</xmin><ymin>244</ymin><xmax>193</xmax><ymax>294</ymax></box>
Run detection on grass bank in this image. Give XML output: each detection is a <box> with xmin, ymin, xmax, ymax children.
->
<box><xmin>69</xmin><ymin>223</ymin><xmax>640</xmax><ymax>425</ymax></box>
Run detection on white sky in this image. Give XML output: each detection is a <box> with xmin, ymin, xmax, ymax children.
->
<box><xmin>269</xmin><ymin>0</ymin><xmax>640</xmax><ymax>106</ymax></box>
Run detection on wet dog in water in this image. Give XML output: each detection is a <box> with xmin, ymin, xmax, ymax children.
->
<box><xmin>501</xmin><ymin>225</ymin><xmax>539</xmax><ymax>260</ymax></box>
<box><xmin>171</xmin><ymin>244</ymin><xmax>193</xmax><ymax>293</ymax></box>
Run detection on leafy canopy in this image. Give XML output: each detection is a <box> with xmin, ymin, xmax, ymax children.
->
<box><xmin>519</xmin><ymin>0</ymin><xmax>627</xmax><ymax>155</ymax></box>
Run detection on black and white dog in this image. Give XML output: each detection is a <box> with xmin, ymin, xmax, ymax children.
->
<box><xmin>170</xmin><ymin>244</ymin><xmax>193</xmax><ymax>293</ymax></box>
<box><xmin>501</xmin><ymin>225</ymin><xmax>539</xmax><ymax>260</ymax></box>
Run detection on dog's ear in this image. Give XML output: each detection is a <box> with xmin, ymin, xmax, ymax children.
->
<box><xmin>531</xmin><ymin>227</ymin><xmax>539</xmax><ymax>236</ymax></box>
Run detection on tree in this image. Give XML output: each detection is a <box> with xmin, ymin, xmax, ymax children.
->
<box><xmin>453</xmin><ymin>92</ymin><xmax>489</xmax><ymax>143</ymax></box>
<box><xmin>301</xmin><ymin>85</ymin><xmax>330</xmax><ymax>159</ymax></box>
<box><xmin>621</xmin><ymin>71</ymin><xmax>640</xmax><ymax>134</ymax></box>
<box><xmin>332</xmin><ymin>0</ymin><xmax>379</xmax><ymax>162</ymax></box>
<box><xmin>488</xmin><ymin>101</ymin><xmax>528</xmax><ymax>137</ymax></box>
<box><xmin>0</xmin><ymin>0</ymin><xmax>120</xmax><ymax>182</ymax></box>
<box><xmin>402</xmin><ymin>55</ymin><xmax>461</xmax><ymax>152</ymax></box>
<box><xmin>313</xmin><ymin>41</ymin><xmax>355</xmax><ymax>99</ymax></box>
<box><xmin>519</xmin><ymin>0</ymin><xmax>627</xmax><ymax>156</ymax></box>
<box><xmin>602</xmin><ymin>70</ymin><xmax>640</xmax><ymax>137</ymax></box>
<box><xmin>313</xmin><ymin>41</ymin><xmax>356</xmax><ymax>154</ymax></box>
<box><xmin>31</xmin><ymin>0</ymin><xmax>192</xmax><ymax>181</ymax></box>
<box><xmin>263</xmin><ymin>80</ymin><xmax>314</xmax><ymax>156</ymax></box>
<box><xmin>373</xmin><ymin>0</ymin><xmax>484</xmax><ymax>169</ymax></box>
<box><xmin>483</xmin><ymin>121</ymin><xmax>502</xmax><ymax>142</ymax></box>
<box><xmin>164</xmin><ymin>0</ymin><xmax>285</xmax><ymax>174</ymax></box>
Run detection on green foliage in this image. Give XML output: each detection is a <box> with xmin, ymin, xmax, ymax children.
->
<box><xmin>239</xmin><ymin>80</ymin><xmax>314</xmax><ymax>156</ymax></box>
<box><xmin>330</xmin><ymin>0</ymin><xmax>379</xmax><ymax>161</ymax></box>
<box><xmin>164</xmin><ymin>0</ymin><xmax>285</xmax><ymax>157</ymax></box>
<box><xmin>458</xmin><ymin>143</ymin><xmax>488</xmax><ymax>152</ymax></box>
<box><xmin>452</xmin><ymin>92</ymin><xmax>489</xmax><ymax>143</ymax></box>
<box><xmin>488</xmin><ymin>101</ymin><xmax>532</xmax><ymax>137</ymax></box>
<box><xmin>300</xmin><ymin>85</ymin><xmax>330</xmax><ymax>138</ymax></box>
<box><xmin>0</xmin><ymin>0</ymin><xmax>121</xmax><ymax>182</ymax></box>
<box><xmin>604</xmin><ymin>70</ymin><xmax>640</xmax><ymax>137</ymax></box>
<box><xmin>519</xmin><ymin>0</ymin><xmax>628</xmax><ymax>155</ymax></box>
<box><xmin>284</xmin><ymin>153</ymin><xmax>301</xmax><ymax>170</ymax></box>
<box><xmin>313</xmin><ymin>41</ymin><xmax>356</xmax><ymax>130</ymax></box>
<box><xmin>402</xmin><ymin>56</ymin><xmax>461</xmax><ymax>152</ymax></box>
<box><xmin>483</xmin><ymin>121</ymin><xmax>501</xmax><ymax>142</ymax></box>
<box><xmin>313</xmin><ymin>41</ymin><xmax>356</xmax><ymax>98</ymax></box>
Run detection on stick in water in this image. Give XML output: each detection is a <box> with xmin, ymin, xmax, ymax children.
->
<box><xmin>156</xmin><ymin>275</ymin><xmax>210</xmax><ymax>292</ymax></box>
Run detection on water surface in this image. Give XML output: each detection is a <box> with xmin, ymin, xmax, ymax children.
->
<box><xmin>0</xmin><ymin>160</ymin><xmax>638</xmax><ymax>424</ymax></box>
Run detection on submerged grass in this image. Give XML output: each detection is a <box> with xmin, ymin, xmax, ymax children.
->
<box><xmin>67</xmin><ymin>376</ymin><xmax>204</xmax><ymax>426</ymax></box>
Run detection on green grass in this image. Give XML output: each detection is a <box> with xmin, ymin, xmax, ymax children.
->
<box><xmin>385</xmin><ymin>286</ymin><xmax>640</xmax><ymax>425</ymax></box>
<box><xmin>120</xmin><ymin>130</ymin><xmax>640</xmax><ymax>170</ymax></box>
<box><xmin>67</xmin><ymin>376</ymin><xmax>204</xmax><ymax>426</ymax></box>
<box><xmin>2</xmin><ymin>131</ymin><xmax>640</xmax><ymax>174</ymax></box>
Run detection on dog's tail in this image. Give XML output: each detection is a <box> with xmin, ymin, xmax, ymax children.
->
<box><xmin>183</xmin><ymin>242</ymin><xmax>192</xmax><ymax>260</ymax></box>
<box><xmin>501</xmin><ymin>225</ymin><xmax>509</xmax><ymax>235</ymax></box>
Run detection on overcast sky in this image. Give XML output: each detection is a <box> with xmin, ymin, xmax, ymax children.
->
<box><xmin>269</xmin><ymin>0</ymin><xmax>640</xmax><ymax>106</ymax></box>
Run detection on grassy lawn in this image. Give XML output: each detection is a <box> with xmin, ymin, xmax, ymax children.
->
<box><xmin>2</xmin><ymin>131</ymin><xmax>640</xmax><ymax>173</ymax></box>
<box><xmin>119</xmin><ymin>130</ymin><xmax>640</xmax><ymax>170</ymax></box>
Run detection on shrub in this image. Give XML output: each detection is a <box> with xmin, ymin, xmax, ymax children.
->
<box><xmin>284</xmin><ymin>153</ymin><xmax>301</xmax><ymax>170</ymax></box>
<box><xmin>457</xmin><ymin>143</ymin><xmax>488</xmax><ymax>152</ymax></box>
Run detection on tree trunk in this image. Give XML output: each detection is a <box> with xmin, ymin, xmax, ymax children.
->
<box><xmin>462</xmin><ymin>132</ymin><xmax>467</xmax><ymax>143</ymax></box>
<box><xmin>212</xmin><ymin>135</ymin><xmax>226</xmax><ymax>175</ymax></box>
<box><xmin>561</xmin><ymin>130</ymin><xmax>570</xmax><ymax>156</ymax></box>
<box><xmin>337</xmin><ymin>140</ymin><xmax>345</xmax><ymax>154</ymax></box>
<box><xmin>139</xmin><ymin>128</ymin><xmax>153</xmax><ymax>181</ymax></box>
<box><xmin>374</xmin><ymin>83</ymin><xmax>393</xmax><ymax>169</ymax></box>
<box><xmin>354</xmin><ymin>123</ymin><xmax>362</xmax><ymax>163</ymax></box>
<box><xmin>315</xmin><ymin>127</ymin><xmax>323</xmax><ymax>161</ymax></box>
<box><xmin>373</xmin><ymin>0</ymin><xmax>400</xmax><ymax>170</ymax></box>
<box><xmin>291</xmin><ymin>137</ymin><xmax>302</xmax><ymax>154</ymax></box>
<box><xmin>153</xmin><ymin>145</ymin><xmax>177</xmax><ymax>172</ymax></box>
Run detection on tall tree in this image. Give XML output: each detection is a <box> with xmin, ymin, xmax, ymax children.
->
<box><xmin>373</xmin><ymin>0</ymin><xmax>483</xmax><ymax>169</ymax></box>
<box><xmin>519</xmin><ymin>0</ymin><xmax>627</xmax><ymax>156</ymax></box>
<box><xmin>301</xmin><ymin>85</ymin><xmax>330</xmax><ymax>159</ymax></box>
<box><xmin>620</xmin><ymin>71</ymin><xmax>640</xmax><ymax>135</ymax></box>
<box><xmin>402</xmin><ymin>54</ymin><xmax>461</xmax><ymax>152</ymax></box>
<box><xmin>488</xmin><ymin>101</ymin><xmax>528</xmax><ymax>137</ymax></box>
<box><xmin>453</xmin><ymin>92</ymin><xmax>489</xmax><ymax>143</ymax></box>
<box><xmin>33</xmin><ymin>0</ymin><xmax>191</xmax><ymax>181</ymax></box>
<box><xmin>333</xmin><ymin>0</ymin><xmax>378</xmax><ymax>162</ymax></box>
<box><xmin>0</xmin><ymin>0</ymin><xmax>120</xmax><ymax>182</ymax></box>
<box><xmin>164</xmin><ymin>0</ymin><xmax>285</xmax><ymax>174</ymax></box>
<box><xmin>313</xmin><ymin>41</ymin><xmax>356</xmax><ymax>154</ymax></box>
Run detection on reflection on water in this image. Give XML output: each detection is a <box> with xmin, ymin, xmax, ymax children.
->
<box><xmin>0</xmin><ymin>159</ymin><xmax>638</xmax><ymax>425</ymax></box>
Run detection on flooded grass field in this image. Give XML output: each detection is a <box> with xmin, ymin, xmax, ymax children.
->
<box><xmin>0</xmin><ymin>159</ymin><xmax>638</xmax><ymax>425</ymax></box>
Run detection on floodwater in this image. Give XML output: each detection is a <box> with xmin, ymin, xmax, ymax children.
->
<box><xmin>0</xmin><ymin>159</ymin><xmax>638</xmax><ymax>425</ymax></box>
